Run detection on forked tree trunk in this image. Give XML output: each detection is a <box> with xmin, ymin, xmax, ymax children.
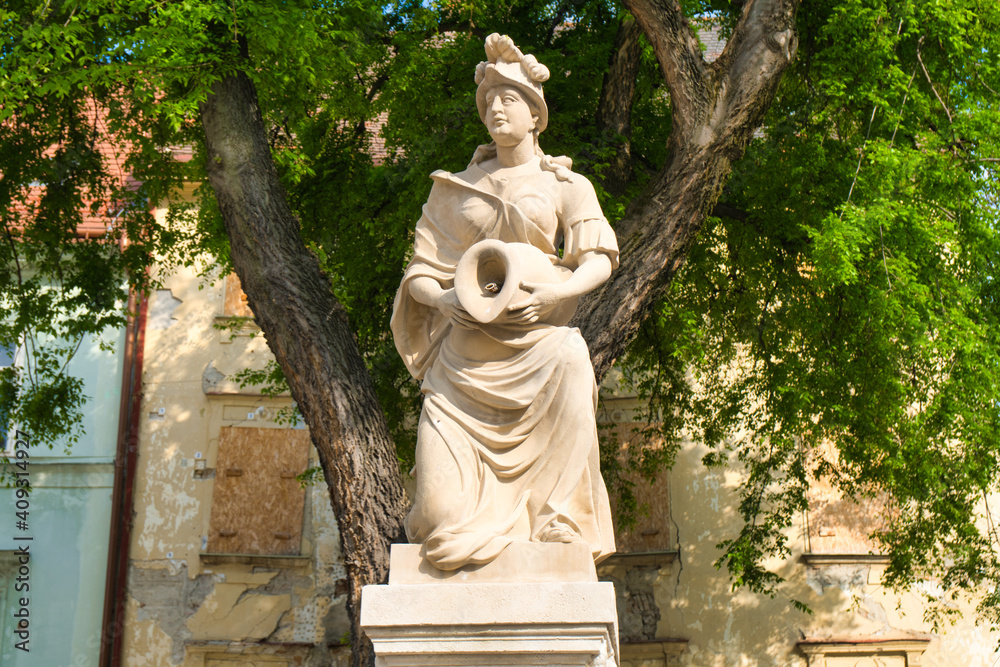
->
<box><xmin>198</xmin><ymin>70</ymin><xmax>408</xmax><ymax>667</ymax></box>
<box><xmin>197</xmin><ymin>2</ymin><xmax>800</xmax><ymax>666</ymax></box>
<box><xmin>575</xmin><ymin>0</ymin><xmax>801</xmax><ymax>379</ymax></box>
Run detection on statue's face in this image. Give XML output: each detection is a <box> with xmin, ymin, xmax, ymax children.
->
<box><xmin>484</xmin><ymin>85</ymin><xmax>538</xmax><ymax>147</ymax></box>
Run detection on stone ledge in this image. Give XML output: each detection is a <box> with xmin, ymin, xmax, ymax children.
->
<box><xmin>799</xmin><ymin>553</ymin><xmax>890</xmax><ymax>566</ymax></box>
<box><xmin>214</xmin><ymin>315</ymin><xmax>260</xmax><ymax>335</ymax></box>
<box><xmin>597</xmin><ymin>550</ymin><xmax>678</xmax><ymax>575</ymax></box>
<box><xmin>620</xmin><ymin>639</ymin><xmax>688</xmax><ymax>662</ymax></box>
<box><xmin>199</xmin><ymin>553</ymin><xmax>311</xmax><ymax>568</ymax></box>
<box><xmin>797</xmin><ymin>636</ymin><xmax>930</xmax><ymax>666</ymax></box>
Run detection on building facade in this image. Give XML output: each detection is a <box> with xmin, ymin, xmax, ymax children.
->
<box><xmin>121</xmin><ymin>197</ymin><xmax>352</xmax><ymax>666</ymax></box>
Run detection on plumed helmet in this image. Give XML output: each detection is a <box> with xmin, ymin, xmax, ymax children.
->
<box><xmin>475</xmin><ymin>34</ymin><xmax>550</xmax><ymax>132</ymax></box>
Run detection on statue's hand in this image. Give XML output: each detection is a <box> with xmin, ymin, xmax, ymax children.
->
<box><xmin>438</xmin><ymin>288</ymin><xmax>479</xmax><ymax>329</ymax></box>
<box><xmin>507</xmin><ymin>281</ymin><xmax>564</xmax><ymax>324</ymax></box>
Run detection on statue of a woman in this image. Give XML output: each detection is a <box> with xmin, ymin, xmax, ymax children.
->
<box><xmin>391</xmin><ymin>34</ymin><xmax>618</xmax><ymax>570</ymax></box>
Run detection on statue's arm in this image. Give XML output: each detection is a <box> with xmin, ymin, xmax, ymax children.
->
<box><xmin>565</xmin><ymin>250</ymin><xmax>613</xmax><ymax>293</ymax></box>
<box><xmin>508</xmin><ymin>173</ymin><xmax>617</xmax><ymax>324</ymax></box>
<box><xmin>408</xmin><ymin>275</ymin><xmax>478</xmax><ymax>329</ymax></box>
<box><xmin>551</xmin><ymin>250</ymin><xmax>613</xmax><ymax>299</ymax></box>
<box><xmin>509</xmin><ymin>250</ymin><xmax>612</xmax><ymax>324</ymax></box>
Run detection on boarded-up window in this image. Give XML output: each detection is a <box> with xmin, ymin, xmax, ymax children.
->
<box><xmin>807</xmin><ymin>441</ymin><xmax>891</xmax><ymax>554</ymax></box>
<box><xmin>602</xmin><ymin>420</ymin><xmax>673</xmax><ymax>553</ymax></box>
<box><xmin>224</xmin><ymin>272</ymin><xmax>253</xmax><ymax>318</ymax></box>
<box><xmin>207</xmin><ymin>426</ymin><xmax>310</xmax><ymax>555</ymax></box>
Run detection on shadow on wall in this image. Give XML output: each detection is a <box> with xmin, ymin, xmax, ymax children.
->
<box><xmin>651</xmin><ymin>436</ymin><xmax>852</xmax><ymax>666</ymax></box>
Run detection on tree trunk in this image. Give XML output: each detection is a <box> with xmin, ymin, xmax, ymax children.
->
<box><xmin>196</xmin><ymin>1</ymin><xmax>800</xmax><ymax>662</ymax></box>
<box><xmin>198</xmin><ymin>71</ymin><xmax>408</xmax><ymax>667</ymax></box>
<box><xmin>575</xmin><ymin>0</ymin><xmax>801</xmax><ymax>379</ymax></box>
<box><xmin>595</xmin><ymin>15</ymin><xmax>643</xmax><ymax>196</ymax></box>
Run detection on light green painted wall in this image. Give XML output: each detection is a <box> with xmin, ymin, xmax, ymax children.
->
<box><xmin>0</xmin><ymin>480</ymin><xmax>113</xmax><ymax>666</ymax></box>
<box><xmin>0</xmin><ymin>325</ymin><xmax>125</xmax><ymax>666</ymax></box>
<box><xmin>33</xmin><ymin>326</ymin><xmax>126</xmax><ymax>462</ymax></box>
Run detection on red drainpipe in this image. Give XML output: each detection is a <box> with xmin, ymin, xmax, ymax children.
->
<box><xmin>99</xmin><ymin>286</ymin><xmax>148</xmax><ymax>667</ymax></box>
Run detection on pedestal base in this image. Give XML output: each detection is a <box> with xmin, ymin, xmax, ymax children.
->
<box><xmin>361</xmin><ymin>581</ymin><xmax>619</xmax><ymax>666</ymax></box>
<box><xmin>361</xmin><ymin>543</ymin><xmax>619</xmax><ymax>666</ymax></box>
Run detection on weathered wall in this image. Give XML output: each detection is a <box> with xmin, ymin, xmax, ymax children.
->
<box><xmin>609</xmin><ymin>411</ymin><xmax>1000</xmax><ymax>666</ymax></box>
<box><xmin>123</xmin><ymin>199</ymin><xmax>351</xmax><ymax>666</ymax></box>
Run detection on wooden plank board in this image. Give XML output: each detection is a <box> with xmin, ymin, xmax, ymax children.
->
<box><xmin>206</xmin><ymin>426</ymin><xmax>310</xmax><ymax>555</ymax></box>
<box><xmin>603</xmin><ymin>423</ymin><xmax>673</xmax><ymax>553</ymax></box>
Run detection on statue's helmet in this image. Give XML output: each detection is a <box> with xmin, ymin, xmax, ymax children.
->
<box><xmin>475</xmin><ymin>34</ymin><xmax>550</xmax><ymax>133</ymax></box>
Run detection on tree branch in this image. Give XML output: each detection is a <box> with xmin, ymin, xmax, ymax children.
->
<box><xmin>594</xmin><ymin>14</ymin><xmax>643</xmax><ymax>196</ymax></box>
<box><xmin>623</xmin><ymin>0</ymin><xmax>711</xmax><ymax>136</ymax></box>
<box><xmin>916</xmin><ymin>43</ymin><xmax>953</xmax><ymax>124</ymax></box>
<box><xmin>575</xmin><ymin>0</ymin><xmax>801</xmax><ymax>379</ymax></box>
<box><xmin>714</xmin><ymin>0</ymin><xmax>800</xmax><ymax>153</ymax></box>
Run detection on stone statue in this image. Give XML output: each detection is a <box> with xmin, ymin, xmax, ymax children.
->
<box><xmin>391</xmin><ymin>33</ymin><xmax>618</xmax><ymax>571</ymax></box>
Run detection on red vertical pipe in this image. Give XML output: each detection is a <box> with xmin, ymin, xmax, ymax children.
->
<box><xmin>99</xmin><ymin>286</ymin><xmax>148</xmax><ymax>667</ymax></box>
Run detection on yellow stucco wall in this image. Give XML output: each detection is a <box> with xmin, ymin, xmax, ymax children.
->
<box><xmin>123</xmin><ymin>199</ymin><xmax>351</xmax><ymax>666</ymax></box>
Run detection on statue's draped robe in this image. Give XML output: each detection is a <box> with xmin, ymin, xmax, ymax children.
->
<box><xmin>391</xmin><ymin>158</ymin><xmax>619</xmax><ymax>569</ymax></box>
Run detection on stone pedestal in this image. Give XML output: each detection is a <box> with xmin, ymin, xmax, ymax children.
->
<box><xmin>361</xmin><ymin>544</ymin><xmax>619</xmax><ymax>667</ymax></box>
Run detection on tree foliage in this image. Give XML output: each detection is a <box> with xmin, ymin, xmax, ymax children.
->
<box><xmin>2</xmin><ymin>0</ymin><xmax>1000</xmax><ymax>643</ymax></box>
<box><xmin>620</xmin><ymin>0</ymin><xmax>1000</xmax><ymax>614</ymax></box>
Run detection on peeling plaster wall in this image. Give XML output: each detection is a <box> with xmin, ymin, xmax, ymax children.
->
<box><xmin>124</xmin><ymin>199</ymin><xmax>350</xmax><ymax>666</ymax></box>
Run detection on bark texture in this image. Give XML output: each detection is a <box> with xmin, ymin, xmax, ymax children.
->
<box><xmin>595</xmin><ymin>15</ymin><xmax>643</xmax><ymax>196</ymax></box>
<box><xmin>574</xmin><ymin>0</ymin><xmax>801</xmax><ymax>379</ymax></box>
<box><xmin>199</xmin><ymin>71</ymin><xmax>408</xmax><ymax>667</ymax></box>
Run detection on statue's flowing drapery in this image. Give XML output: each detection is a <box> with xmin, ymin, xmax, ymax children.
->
<box><xmin>392</xmin><ymin>159</ymin><xmax>619</xmax><ymax>569</ymax></box>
